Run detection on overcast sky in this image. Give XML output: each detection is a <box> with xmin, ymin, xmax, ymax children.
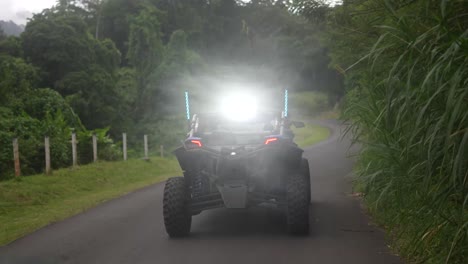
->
<box><xmin>1</xmin><ymin>0</ymin><xmax>342</xmax><ymax>25</ymax></box>
<box><xmin>0</xmin><ymin>0</ymin><xmax>56</xmax><ymax>24</ymax></box>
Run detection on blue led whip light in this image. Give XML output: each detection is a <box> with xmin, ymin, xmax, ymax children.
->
<box><xmin>185</xmin><ymin>91</ymin><xmax>190</xmax><ymax>120</ymax></box>
<box><xmin>284</xmin><ymin>89</ymin><xmax>288</xmax><ymax>117</ymax></box>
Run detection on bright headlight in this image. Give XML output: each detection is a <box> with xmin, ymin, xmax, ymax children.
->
<box><xmin>221</xmin><ymin>93</ymin><xmax>257</xmax><ymax>121</ymax></box>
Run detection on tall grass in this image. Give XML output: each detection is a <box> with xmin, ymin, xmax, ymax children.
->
<box><xmin>340</xmin><ymin>1</ymin><xmax>467</xmax><ymax>263</ymax></box>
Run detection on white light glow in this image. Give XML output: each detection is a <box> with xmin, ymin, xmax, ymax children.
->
<box><xmin>221</xmin><ymin>93</ymin><xmax>257</xmax><ymax>121</ymax></box>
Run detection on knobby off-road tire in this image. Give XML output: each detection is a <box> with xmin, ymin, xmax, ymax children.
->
<box><xmin>301</xmin><ymin>158</ymin><xmax>311</xmax><ymax>201</ymax></box>
<box><xmin>286</xmin><ymin>171</ymin><xmax>310</xmax><ymax>235</ymax></box>
<box><xmin>163</xmin><ymin>177</ymin><xmax>192</xmax><ymax>237</ymax></box>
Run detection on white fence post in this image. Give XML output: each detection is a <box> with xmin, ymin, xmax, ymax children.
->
<box><xmin>45</xmin><ymin>136</ymin><xmax>51</xmax><ymax>175</ymax></box>
<box><xmin>72</xmin><ymin>132</ymin><xmax>78</xmax><ymax>167</ymax></box>
<box><xmin>160</xmin><ymin>145</ymin><xmax>164</xmax><ymax>158</ymax></box>
<box><xmin>123</xmin><ymin>133</ymin><xmax>127</xmax><ymax>161</ymax></box>
<box><xmin>93</xmin><ymin>134</ymin><xmax>98</xmax><ymax>162</ymax></box>
<box><xmin>13</xmin><ymin>138</ymin><xmax>20</xmax><ymax>177</ymax></box>
<box><xmin>144</xmin><ymin>135</ymin><xmax>149</xmax><ymax>160</ymax></box>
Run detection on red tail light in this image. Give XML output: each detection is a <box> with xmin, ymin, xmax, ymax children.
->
<box><xmin>184</xmin><ymin>138</ymin><xmax>203</xmax><ymax>149</ymax></box>
<box><xmin>191</xmin><ymin>140</ymin><xmax>202</xmax><ymax>147</ymax></box>
<box><xmin>265</xmin><ymin>137</ymin><xmax>278</xmax><ymax>145</ymax></box>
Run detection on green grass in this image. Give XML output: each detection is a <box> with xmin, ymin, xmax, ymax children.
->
<box><xmin>292</xmin><ymin>123</ymin><xmax>330</xmax><ymax>148</ymax></box>
<box><xmin>0</xmin><ymin>157</ymin><xmax>181</xmax><ymax>246</ymax></box>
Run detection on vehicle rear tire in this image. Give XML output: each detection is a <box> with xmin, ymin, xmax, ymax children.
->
<box><xmin>286</xmin><ymin>172</ymin><xmax>310</xmax><ymax>235</ymax></box>
<box><xmin>163</xmin><ymin>177</ymin><xmax>192</xmax><ymax>237</ymax></box>
<box><xmin>301</xmin><ymin>158</ymin><xmax>311</xmax><ymax>201</ymax></box>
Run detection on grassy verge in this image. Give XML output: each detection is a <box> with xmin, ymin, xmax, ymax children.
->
<box><xmin>0</xmin><ymin>157</ymin><xmax>181</xmax><ymax>245</ymax></box>
<box><xmin>292</xmin><ymin>123</ymin><xmax>330</xmax><ymax>148</ymax></box>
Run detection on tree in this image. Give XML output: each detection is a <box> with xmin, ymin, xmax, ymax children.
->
<box><xmin>127</xmin><ymin>3</ymin><xmax>164</xmax><ymax>78</ymax></box>
<box><xmin>146</xmin><ymin>30</ymin><xmax>203</xmax><ymax>114</ymax></box>
<box><xmin>0</xmin><ymin>55</ymin><xmax>39</xmax><ymax>107</ymax></box>
<box><xmin>0</xmin><ymin>36</ymin><xmax>23</xmax><ymax>57</ymax></box>
<box><xmin>127</xmin><ymin>3</ymin><xmax>165</xmax><ymax>119</ymax></box>
<box><xmin>289</xmin><ymin>0</ymin><xmax>329</xmax><ymax>25</ymax></box>
<box><xmin>22</xmin><ymin>7</ymin><xmax>122</xmax><ymax>130</ymax></box>
<box><xmin>0</xmin><ymin>27</ymin><xmax>5</xmax><ymax>41</ymax></box>
<box><xmin>79</xmin><ymin>0</ymin><xmax>108</xmax><ymax>38</ymax></box>
<box><xmin>98</xmin><ymin>0</ymin><xmax>141</xmax><ymax>64</ymax></box>
<box><xmin>22</xmin><ymin>11</ymin><xmax>96</xmax><ymax>89</ymax></box>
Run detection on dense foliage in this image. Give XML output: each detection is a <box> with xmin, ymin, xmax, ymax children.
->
<box><xmin>0</xmin><ymin>0</ymin><xmax>339</xmax><ymax>179</ymax></box>
<box><xmin>324</xmin><ymin>0</ymin><xmax>468</xmax><ymax>263</ymax></box>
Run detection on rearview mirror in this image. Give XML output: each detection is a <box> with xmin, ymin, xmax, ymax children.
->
<box><xmin>292</xmin><ymin>121</ymin><xmax>305</xmax><ymax>128</ymax></box>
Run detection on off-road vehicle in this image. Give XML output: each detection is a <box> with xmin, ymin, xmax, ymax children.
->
<box><xmin>163</xmin><ymin>92</ymin><xmax>310</xmax><ymax>237</ymax></box>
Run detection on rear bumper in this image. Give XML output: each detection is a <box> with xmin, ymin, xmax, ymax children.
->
<box><xmin>175</xmin><ymin>144</ymin><xmax>303</xmax><ymax>210</ymax></box>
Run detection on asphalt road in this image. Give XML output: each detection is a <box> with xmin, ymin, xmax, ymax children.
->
<box><xmin>0</xmin><ymin>120</ymin><xmax>402</xmax><ymax>264</ymax></box>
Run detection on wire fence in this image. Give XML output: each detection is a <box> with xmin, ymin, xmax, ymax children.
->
<box><xmin>9</xmin><ymin>133</ymin><xmax>165</xmax><ymax>177</ymax></box>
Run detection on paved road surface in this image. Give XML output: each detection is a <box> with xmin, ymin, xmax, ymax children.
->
<box><xmin>0</xmin><ymin>120</ymin><xmax>402</xmax><ymax>264</ymax></box>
